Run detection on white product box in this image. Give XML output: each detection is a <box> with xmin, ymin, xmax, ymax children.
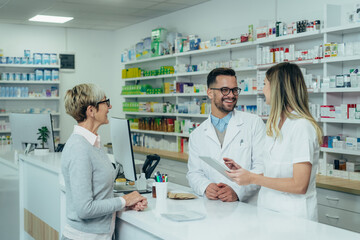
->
<box><xmin>346</xmin><ymin>162</ymin><xmax>360</xmax><ymax>172</ymax></box>
<box><xmin>340</xmin><ymin>104</ymin><xmax>348</xmax><ymax>119</ymax></box>
<box><xmin>349</xmin><ymin>172</ymin><xmax>360</xmax><ymax>181</ymax></box>
<box><xmin>346</xmin><ymin>137</ymin><xmax>357</xmax><ymax>150</ymax></box>
<box><xmin>332</xmin><ymin>170</ymin><xmax>349</xmax><ymax>179</ymax></box>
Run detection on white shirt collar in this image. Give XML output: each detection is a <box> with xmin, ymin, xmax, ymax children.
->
<box><xmin>73</xmin><ymin>125</ymin><xmax>101</xmax><ymax>148</ymax></box>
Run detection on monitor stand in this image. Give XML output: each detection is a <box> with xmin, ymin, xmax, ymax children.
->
<box><xmin>24</xmin><ymin>143</ymin><xmax>35</xmax><ymax>155</ymax></box>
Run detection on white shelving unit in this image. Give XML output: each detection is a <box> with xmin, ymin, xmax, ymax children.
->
<box><xmin>0</xmin><ymin>63</ymin><xmax>61</xmax><ymax>143</ymax></box>
<box><xmin>121</xmin><ymin>7</ymin><xmax>360</xmax><ymax>162</ymax></box>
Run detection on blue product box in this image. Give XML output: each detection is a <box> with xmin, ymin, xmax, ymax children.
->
<box><xmin>7</xmin><ymin>57</ymin><xmax>14</xmax><ymax>64</ymax></box>
<box><xmin>20</xmin><ymin>57</ymin><xmax>27</xmax><ymax>64</ymax></box>
<box><xmin>14</xmin><ymin>57</ymin><xmax>20</xmax><ymax>64</ymax></box>
<box><xmin>7</xmin><ymin>73</ymin><xmax>14</xmax><ymax>80</ymax></box>
<box><xmin>50</xmin><ymin>54</ymin><xmax>57</xmax><ymax>65</ymax></box>
<box><xmin>42</xmin><ymin>53</ymin><xmax>50</xmax><ymax>65</ymax></box>
<box><xmin>21</xmin><ymin>73</ymin><xmax>28</xmax><ymax>81</ymax></box>
<box><xmin>328</xmin><ymin>136</ymin><xmax>340</xmax><ymax>148</ymax></box>
<box><xmin>44</xmin><ymin>69</ymin><xmax>51</xmax><ymax>81</ymax></box>
<box><xmin>0</xmin><ymin>57</ymin><xmax>2</xmax><ymax>64</ymax></box>
<box><xmin>1</xmin><ymin>57</ymin><xmax>6</xmax><ymax>64</ymax></box>
<box><xmin>51</xmin><ymin>69</ymin><xmax>59</xmax><ymax>81</ymax></box>
<box><xmin>24</xmin><ymin>50</ymin><xmax>30</xmax><ymax>58</ymax></box>
<box><xmin>28</xmin><ymin>73</ymin><xmax>35</xmax><ymax>81</ymax></box>
<box><xmin>34</xmin><ymin>53</ymin><xmax>42</xmax><ymax>65</ymax></box>
<box><xmin>35</xmin><ymin>69</ymin><xmax>43</xmax><ymax>81</ymax></box>
<box><xmin>14</xmin><ymin>73</ymin><xmax>20</xmax><ymax>80</ymax></box>
<box><xmin>27</xmin><ymin>58</ymin><xmax>34</xmax><ymax>64</ymax></box>
<box><xmin>1</xmin><ymin>73</ymin><xmax>7</xmax><ymax>80</ymax></box>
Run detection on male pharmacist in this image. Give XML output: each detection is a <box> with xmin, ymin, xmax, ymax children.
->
<box><xmin>187</xmin><ymin>68</ymin><xmax>265</xmax><ymax>203</ymax></box>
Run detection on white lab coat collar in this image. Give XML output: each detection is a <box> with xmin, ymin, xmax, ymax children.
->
<box><xmin>73</xmin><ymin>125</ymin><xmax>101</xmax><ymax>148</ymax></box>
<box><xmin>204</xmin><ymin>111</ymin><xmax>244</xmax><ymax>148</ymax></box>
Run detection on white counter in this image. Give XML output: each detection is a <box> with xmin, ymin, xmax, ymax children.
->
<box><xmin>19</xmin><ymin>152</ymin><xmax>63</xmax><ymax>240</ymax></box>
<box><xmin>0</xmin><ymin>148</ymin><xmax>19</xmax><ymax>240</ymax></box>
<box><xmin>17</xmin><ymin>153</ymin><xmax>360</xmax><ymax>240</ymax></box>
<box><xmin>116</xmin><ymin>183</ymin><xmax>360</xmax><ymax>240</ymax></box>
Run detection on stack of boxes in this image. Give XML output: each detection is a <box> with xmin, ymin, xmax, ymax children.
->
<box><xmin>151</xmin><ymin>28</ymin><xmax>167</xmax><ymax>57</ymax></box>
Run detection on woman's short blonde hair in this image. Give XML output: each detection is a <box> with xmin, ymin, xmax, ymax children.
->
<box><xmin>64</xmin><ymin>83</ymin><xmax>105</xmax><ymax>123</ymax></box>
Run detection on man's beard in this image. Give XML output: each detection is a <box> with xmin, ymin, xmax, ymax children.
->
<box><xmin>214</xmin><ymin>96</ymin><xmax>237</xmax><ymax>114</ymax></box>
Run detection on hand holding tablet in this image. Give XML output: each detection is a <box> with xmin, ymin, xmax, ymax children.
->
<box><xmin>199</xmin><ymin>156</ymin><xmax>233</xmax><ymax>181</ymax></box>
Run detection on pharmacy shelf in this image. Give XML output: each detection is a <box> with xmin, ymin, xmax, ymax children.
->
<box><xmin>257</xmin><ymin>59</ymin><xmax>321</xmax><ymax>70</ymax></box>
<box><xmin>319</xmin><ymin>118</ymin><xmax>360</xmax><ymax>124</ymax></box>
<box><xmin>323</xmin><ymin>23</ymin><xmax>360</xmax><ymax>34</ymax></box>
<box><xmin>175</xmin><ymin>41</ymin><xmax>256</xmax><ymax>57</ymax></box>
<box><xmin>123</xmin><ymin>111</ymin><xmax>207</xmax><ymax>118</ymax></box>
<box><xmin>321</xmin><ymin>147</ymin><xmax>360</xmax><ymax>156</ymax></box>
<box><xmin>124</xmin><ymin>54</ymin><xmax>176</xmax><ymax>65</ymax></box>
<box><xmin>320</xmin><ymin>87</ymin><xmax>360</xmax><ymax>93</ymax></box>
<box><xmin>124</xmin><ymin>67</ymin><xmax>257</xmax><ymax>82</ymax></box>
<box><xmin>130</xmin><ymin>129</ymin><xmax>189</xmax><ymax>137</ymax></box>
<box><xmin>0</xmin><ymin>64</ymin><xmax>60</xmax><ymax>68</ymax></box>
<box><xmin>0</xmin><ymin>130</ymin><xmax>11</xmax><ymax>133</ymax></box>
<box><xmin>123</xmin><ymin>74</ymin><xmax>176</xmax><ymax>82</ymax></box>
<box><xmin>0</xmin><ymin>112</ymin><xmax>60</xmax><ymax>117</ymax></box>
<box><xmin>321</xmin><ymin>55</ymin><xmax>360</xmax><ymax>63</ymax></box>
<box><xmin>122</xmin><ymin>92</ymin><xmax>258</xmax><ymax>98</ymax></box>
<box><xmin>176</xmin><ymin>113</ymin><xmax>208</xmax><ymax>118</ymax></box>
<box><xmin>123</xmin><ymin>31</ymin><xmax>323</xmax><ymax>64</ymax></box>
<box><xmin>122</xmin><ymin>93</ymin><xmax>207</xmax><ymax>98</ymax></box>
<box><xmin>0</xmin><ymin>97</ymin><xmax>60</xmax><ymax>100</ymax></box>
<box><xmin>132</xmin><ymin>145</ymin><xmax>188</xmax><ymax>162</ymax></box>
<box><xmin>0</xmin><ymin>80</ymin><xmax>60</xmax><ymax>85</ymax></box>
<box><xmin>256</xmin><ymin>30</ymin><xmax>322</xmax><ymax>45</ymax></box>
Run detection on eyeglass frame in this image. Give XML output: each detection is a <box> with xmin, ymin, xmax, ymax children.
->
<box><xmin>96</xmin><ymin>98</ymin><xmax>111</xmax><ymax>107</ymax></box>
<box><xmin>210</xmin><ymin>87</ymin><xmax>241</xmax><ymax>96</ymax></box>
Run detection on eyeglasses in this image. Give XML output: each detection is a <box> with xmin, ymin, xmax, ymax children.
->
<box><xmin>210</xmin><ymin>87</ymin><xmax>241</xmax><ymax>96</ymax></box>
<box><xmin>96</xmin><ymin>98</ymin><xmax>110</xmax><ymax>107</ymax></box>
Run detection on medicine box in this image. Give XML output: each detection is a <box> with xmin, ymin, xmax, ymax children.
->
<box><xmin>151</xmin><ymin>28</ymin><xmax>167</xmax><ymax>42</ymax></box>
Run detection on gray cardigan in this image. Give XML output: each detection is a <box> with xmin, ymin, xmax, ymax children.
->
<box><xmin>61</xmin><ymin>134</ymin><xmax>123</xmax><ymax>234</ymax></box>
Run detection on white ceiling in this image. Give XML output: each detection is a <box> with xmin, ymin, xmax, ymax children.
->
<box><xmin>0</xmin><ymin>0</ymin><xmax>209</xmax><ymax>30</ymax></box>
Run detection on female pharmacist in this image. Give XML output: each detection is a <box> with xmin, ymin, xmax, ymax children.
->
<box><xmin>224</xmin><ymin>62</ymin><xmax>322</xmax><ymax>221</ymax></box>
<box><xmin>61</xmin><ymin>84</ymin><xmax>147</xmax><ymax>240</ymax></box>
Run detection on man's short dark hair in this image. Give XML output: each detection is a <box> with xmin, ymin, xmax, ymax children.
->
<box><xmin>207</xmin><ymin>68</ymin><xmax>236</xmax><ymax>88</ymax></box>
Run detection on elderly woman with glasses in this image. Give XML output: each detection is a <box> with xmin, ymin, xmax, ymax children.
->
<box><xmin>61</xmin><ymin>83</ymin><xmax>147</xmax><ymax>240</ymax></box>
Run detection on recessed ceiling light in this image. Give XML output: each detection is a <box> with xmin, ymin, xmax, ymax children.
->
<box><xmin>29</xmin><ymin>15</ymin><xmax>73</xmax><ymax>24</ymax></box>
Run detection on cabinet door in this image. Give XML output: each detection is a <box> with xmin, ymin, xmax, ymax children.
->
<box><xmin>317</xmin><ymin>188</ymin><xmax>360</xmax><ymax>213</ymax></box>
<box><xmin>318</xmin><ymin>204</ymin><xmax>360</xmax><ymax>233</ymax></box>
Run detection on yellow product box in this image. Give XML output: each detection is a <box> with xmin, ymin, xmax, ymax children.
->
<box><xmin>324</xmin><ymin>43</ymin><xmax>331</xmax><ymax>58</ymax></box>
<box><xmin>122</xmin><ymin>69</ymin><xmax>127</xmax><ymax>79</ymax></box>
<box><xmin>331</xmin><ymin>43</ymin><xmax>338</xmax><ymax>57</ymax></box>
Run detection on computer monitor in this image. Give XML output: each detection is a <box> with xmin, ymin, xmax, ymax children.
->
<box><xmin>9</xmin><ymin>113</ymin><xmax>55</xmax><ymax>153</ymax></box>
<box><xmin>110</xmin><ymin>117</ymin><xmax>137</xmax><ymax>182</ymax></box>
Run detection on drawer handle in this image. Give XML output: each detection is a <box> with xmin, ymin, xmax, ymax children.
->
<box><xmin>325</xmin><ymin>196</ymin><xmax>340</xmax><ymax>201</ymax></box>
<box><xmin>325</xmin><ymin>214</ymin><xmax>340</xmax><ymax>220</ymax></box>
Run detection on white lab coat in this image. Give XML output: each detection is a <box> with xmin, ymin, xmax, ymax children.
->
<box><xmin>258</xmin><ymin>116</ymin><xmax>319</xmax><ymax>221</ymax></box>
<box><xmin>187</xmin><ymin>110</ymin><xmax>266</xmax><ymax>203</ymax></box>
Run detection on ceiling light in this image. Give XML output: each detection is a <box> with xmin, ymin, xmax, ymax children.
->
<box><xmin>29</xmin><ymin>15</ymin><xmax>73</xmax><ymax>24</ymax></box>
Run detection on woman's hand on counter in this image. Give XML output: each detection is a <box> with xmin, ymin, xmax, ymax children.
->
<box><xmin>123</xmin><ymin>191</ymin><xmax>148</xmax><ymax>211</ymax></box>
<box><xmin>128</xmin><ymin>199</ymin><xmax>148</xmax><ymax>211</ymax></box>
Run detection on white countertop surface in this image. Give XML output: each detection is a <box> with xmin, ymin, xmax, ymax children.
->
<box><xmin>117</xmin><ymin>183</ymin><xmax>360</xmax><ymax>240</ymax></box>
<box><xmin>19</xmin><ymin>152</ymin><xmax>62</xmax><ymax>174</ymax></box>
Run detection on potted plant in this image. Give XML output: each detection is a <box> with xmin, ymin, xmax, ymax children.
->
<box><xmin>34</xmin><ymin>126</ymin><xmax>50</xmax><ymax>155</ymax></box>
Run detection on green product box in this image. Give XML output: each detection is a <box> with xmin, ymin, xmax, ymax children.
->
<box><xmin>151</xmin><ymin>42</ymin><xmax>164</xmax><ymax>57</ymax></box>
<box><xmin>151</xmin><ymin>28</ymin><xmax>167</xmax><ymax>42</ymax></box>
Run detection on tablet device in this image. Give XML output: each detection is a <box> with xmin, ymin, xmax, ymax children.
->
<box><xmin>199</xmin><ymin>156</ymin><xmax>233</xmax><ymax>181</ymax></box>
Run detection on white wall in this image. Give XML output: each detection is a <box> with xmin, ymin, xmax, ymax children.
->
<box><xmin>2</xmin><ymin>0</ymin><xmax>360</xmax><ymax>146</ymax></box>
<box><xmin>0</xmin><ymin>23</ymin><xmax>116</xmax><ymax>145</ymax></box>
